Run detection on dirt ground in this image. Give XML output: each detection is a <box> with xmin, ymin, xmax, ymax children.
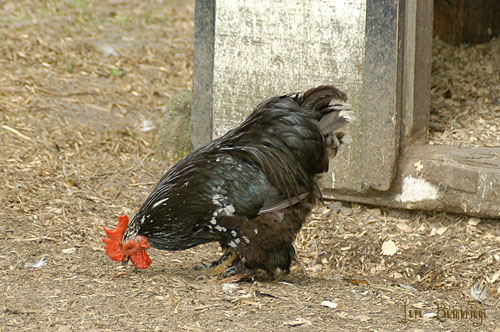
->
<box><xmin>1</xmin><ymin>1</ymin><xmax>499</xmax><ymax>331</ymax></box>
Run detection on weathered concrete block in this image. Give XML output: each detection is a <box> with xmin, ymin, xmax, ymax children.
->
<box><xmin>156</xmin><ymin>90</ymin><xmax>193</xmax><ymax>161</ymax></box>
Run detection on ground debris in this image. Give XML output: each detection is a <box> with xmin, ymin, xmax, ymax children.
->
<box><xmin>24</xmin><ymin>257</ymin><xmax>46</xmax><ymax>269</ymax></box>
<box><xmin>1</xmin><ymin>2</ymin><xmax>500</xmax><ymax>331</ymax></box>
<box><xmin>221</xmin><ymin>282</ymin><xmax>238</xmax><ymax>296</ymax></box>
<box><xmin>470</xmin><ymin>282</ymin><xmax>489</xmax><ymax>302</ymax></box>
<box><xmin>320</xmin><ymin>300</ymin><xmax>338</xmax><ymax>309</ymax></box>
<box><xmin>381</xmin><ymin>239</ymin><xmax>398</xmax><ymax>256</ymax></box>
<box><xmin>430</xmin><ymin>37</ymin><xmax>500</xmax><ymax>147</ymax></box>
<box><xmin>283</xmin><ymin>318</ymin><xmax>312</xmax><ymax>327</ymax></box>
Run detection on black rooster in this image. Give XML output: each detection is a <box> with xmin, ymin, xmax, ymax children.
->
<box><xmin>103</xmin><ymin>85</ymin><xmax>352</xmax><ymax>278</ymax></box>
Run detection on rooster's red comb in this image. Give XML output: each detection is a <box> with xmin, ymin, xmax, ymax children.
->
<box><xmin>102</xmin><ymin>215</ymin><xmax>129</xmax><ymax>262</ymax></box>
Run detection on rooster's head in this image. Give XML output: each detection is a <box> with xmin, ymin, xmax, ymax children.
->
<box><xmin>102</xmin><ymin>215</ymin><xmax>152</xmax><ymax>269</ymax></box>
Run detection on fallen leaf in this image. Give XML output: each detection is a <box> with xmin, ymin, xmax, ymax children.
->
<box><xmin>382</xmin><ymin>239</ymin><xmax>398</xmax><ymax>256</ymax></box>
<box><xmin>62</xmin><ymin>248</ymin><xmax>76</xmax><ymax>254</ymax></box>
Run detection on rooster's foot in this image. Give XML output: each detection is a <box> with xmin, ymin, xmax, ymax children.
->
<box><xmin>196</xmin><ymin>250</ymin><xmax>240</xmax><ymax>277</ymax></box>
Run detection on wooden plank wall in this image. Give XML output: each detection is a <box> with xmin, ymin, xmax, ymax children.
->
<box><xmin>433</xmin><ymin>0</ymin><xmax>500</xmax><ymax>45</ymax></box>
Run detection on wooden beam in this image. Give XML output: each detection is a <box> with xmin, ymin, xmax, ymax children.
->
<box><xmin>192</xmin><ymin>0</ymin><xmax>215</xmax><ymax>149</ymax></box>
<box><xmin>359</xmin><ymin>0</ymin><xmax>400</xmax><ymax>191</ymax></box>
<box><xmin>326</xmin><ymin>146</ymin><xmax>500</xmax><ymax>218</ymax></box>
<box><xmin>401</xmin><ymin>0</ymin><xmax>433</xmax><ymax>146</ymax></box>
<box><xmin>433</xmin><ymin>0</ymin><xmax>500</xmax><ymax>46</ymax></box>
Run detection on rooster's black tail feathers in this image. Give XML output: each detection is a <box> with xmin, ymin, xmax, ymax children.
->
<box><xmin>297</xmin><ymin>85</ymin><xmax>353</xmax><ymax>151</ymax></box>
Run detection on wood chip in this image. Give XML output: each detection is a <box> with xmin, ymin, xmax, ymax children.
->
<box><xmin>382</xmin><ymin>239</ymin><xmax>398</xmax><ymax>256</ymax></box>
<box><xmin>396</xmin><ymin>222</ymin><xmax>412</xmax><ymax>233</ymax></box>
<box><xmin>2</xmin><ymin>124</ymin><xmax>33</xmax><ymax>141</ymax></box>
<box><xmin>430</xmin><ymin>37</ymin><xmax>500</xmax><ymax>147</ymax></box>
<box><xmin>489</xmin><ymin>270</ymin><xmax>500</xmax><ymax>284</ymax></box>
<box><xmin>320</xmin><ymin>300</ymin><xmax>338</xmax><ymax>309</ymax></box>
<box><xmin>283</xmin><ymin>318</ymin><xmax>312</xmax><ymax>327</ymax></box>
<box><xmin>468</xmin><ymin>217</ymin><xmax>481</xmax><ymax>226</ymax></box>
<box><xmin>352</xmin><ymin>314</ymin><xmax>370</xmax><ymax>322</ymax></box>
<box><xmin>62</xmin><ymin>248</ymin><xmax>77</xmax><ymax>254</ymax></box>
<box><xmin>436</xmin><ymin>226</ymin><xmax>448</xmax><ymax>236</ymax></box>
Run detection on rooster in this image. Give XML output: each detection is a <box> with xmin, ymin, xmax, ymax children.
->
<box><xmin>103</xmin><ymin>85</ymin><xmax>352</xmax><ymax>278</ymax></box>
